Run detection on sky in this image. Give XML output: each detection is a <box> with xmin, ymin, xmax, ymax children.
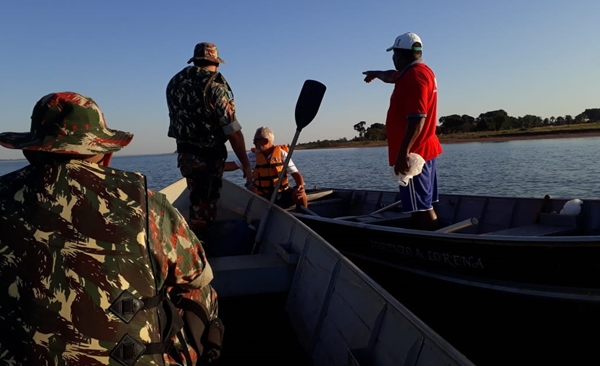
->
<box><xmin>1</xmin><ymin>0</ymin><xmax>599</xmax><ymax>159</ymax></box>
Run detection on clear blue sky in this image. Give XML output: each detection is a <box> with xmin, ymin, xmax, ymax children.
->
<box><xmin>1</xmin><ymin>0</ymin><xmax>599</xmax><ymax>159</ymax></box>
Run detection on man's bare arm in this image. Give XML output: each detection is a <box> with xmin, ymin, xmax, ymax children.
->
<box><xmin>223</xmin><ymin>161</ymin><xmax>240</xmax><ymax>172</ymax></box>
<box><xmin>395</xmin><ymin>116</ymin><xmax>426</xmax><ymax>174</ymax></box>
<box><xmin>363</xmin><ymin>70</ymin><xmax>396</xmax><ymax>84</ymax></box>
<box><xmin>290</xmin><ymin>171</ymin><xmax>305</xmax><ymax>189</ymax></box>
<box><xmin>228</xmin><ymin>130</ymin><xmax>252</xmax><ymax>185</ymax></box>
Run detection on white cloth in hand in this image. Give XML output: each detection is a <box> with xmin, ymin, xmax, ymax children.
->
<box><xmin>390</xmin><ymin>153</ymin><xmax>426</xmax><ymax>187</ymax></box>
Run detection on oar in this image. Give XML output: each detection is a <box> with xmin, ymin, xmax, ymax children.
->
<box><xmin>334</xmin><ymin>199</ymin><xmax>402</xmax><ymax>221</ymax></box>
<box><xmin>251</xmin><ymin>80</ymin><xmax>327</xmax><ymax>254</ymax></box>
<box><xmin>370</xmin><ymin>199</ymin><xmax>402</xmax><ymax>215</ymax></box>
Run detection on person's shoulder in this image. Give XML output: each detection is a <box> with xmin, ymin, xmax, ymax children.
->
<box><xmin>409</xmin><ymin>63</ymin><xmax>436</xmax><ymax>83</ymax></box>
<box><xmin>147</xmin><ymin>188</ymin><xmax>167</xmax><ymax>207</ymax></box>
<box><xmin>413</xmin><ymin>63</ymin><xmax>435</xmax><ymax>76</ymax></box>
<box><xmin>277</xmin><ymin>145</ymin><xmax>289</xmax><ymax>155</ymax></box>
<box><xmin>167</xmin><ymin>66</ymin><xmax>193</xmax><ymax>90</ymax></box>
<box><xmin>210</xmin><ymin>73</ymin><xmax>230</xmax><ymax>89</ymax></box>
<box><xmin>169</xmin><ymin>66</ymin><xmax>194</xmax><ymax>79</ymax></box>
<box><xmin>209</xmin><ymin>74</ymin><xmax>234</xmax><ymax>99</ymax></box>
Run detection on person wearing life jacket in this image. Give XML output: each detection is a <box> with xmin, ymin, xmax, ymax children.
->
<box><xmin>224</xmin><ymin>126</ymin><xmax>308</xmax><ymax>209</ymax></box>
<box><xmin>0</xmin><ymin>92</ymin><xmax>223</xmax><ymax>365</ymax></box>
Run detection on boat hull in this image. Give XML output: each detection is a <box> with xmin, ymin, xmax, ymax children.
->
<box><xmin>293</xmin><ymin>187</ymin><xmax>600</xmax><ymax>303</ymax></box>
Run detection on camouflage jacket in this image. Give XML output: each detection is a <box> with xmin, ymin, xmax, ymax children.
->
<box><xmin>0</xmin><ymin>160</ymin><xmax>217</xmax><ymax>365</ymax></box>
<box><xmin>166</xmin><ymin>66</ymin><xmax>242</xmax><ymax>150</ymax></box>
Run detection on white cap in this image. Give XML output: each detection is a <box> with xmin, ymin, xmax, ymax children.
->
<box><xmin>386</xmin><ymin>32</ymin><xmax>423</xmax><ymax>52</ymax></box>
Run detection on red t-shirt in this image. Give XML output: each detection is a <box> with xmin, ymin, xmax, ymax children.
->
<box><xmin>385</xmin><ymin>62</ymin><xmax>443</xmax><ymax>165</ymax></box>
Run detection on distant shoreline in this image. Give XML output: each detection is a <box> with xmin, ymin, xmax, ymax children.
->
<box><xmin>2</xmin><ymin>131</ymin><xmax>599</xmax><ymax>160</ymax></box>
<box><xmin>439</xmin><ymin>130</ymin><xmax>600</xmax><ymax>144</ymax></box>
<box><xmin>295</xmin><ymin>130</ymin><xmax>600</xmax><ymax>150</ymax></box>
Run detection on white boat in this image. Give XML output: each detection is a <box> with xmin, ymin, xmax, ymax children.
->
<box><xmin>159</xmin><ymin>177</ymin><xmax>475</xmax><ymax>365</ymax></box>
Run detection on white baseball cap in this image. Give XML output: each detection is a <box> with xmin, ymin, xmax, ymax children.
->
<box><xmin>386</xmin><ymin>32</ymin><xmax>423</xmax><ymax>52</ymax></box>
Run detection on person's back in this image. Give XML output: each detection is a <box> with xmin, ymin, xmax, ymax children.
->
<box><xmin>167</xmin><ymin>64</ymin><xmax>231</xmax><ymax>150</ymax></box>
<box><xmin>166</xmin><ymin>42</ymin><xmax>252</xmax><ymax>239</ymax></box>
<box><xmin>0</xmin><ymin>92</ymin><xmax>222</xmax><ymax>365</ymax></box>
<box><xmin>0</xmin><ymin>159</ymin><xmax>167</xmax><ymax>364</ymax></box>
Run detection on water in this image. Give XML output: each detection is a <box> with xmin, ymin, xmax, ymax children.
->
<box><xmin>2</xmin><ymin>136</ymin><xmax>598</xmax><ymax>199</ymax></box>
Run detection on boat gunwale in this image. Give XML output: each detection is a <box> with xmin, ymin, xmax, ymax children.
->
<box><xmin>293</xmin><ymin>212</ymin><xmax>600</xmax><ymax>245</ymax></box>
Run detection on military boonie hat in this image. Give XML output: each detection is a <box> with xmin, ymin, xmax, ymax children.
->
<box><xmin>0</xmin><ymin>92</ymin><xmax>133</xmax><ymax>155</ymax></box>
<box><xmin>187</xmin><ymin>42</ymin><xmax>225</xmax><ymax>64</ymax></box>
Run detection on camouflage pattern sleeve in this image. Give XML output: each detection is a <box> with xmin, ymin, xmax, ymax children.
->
<box><xmin>147</xmin><ymin>189</ymin><xmax>218</xmax><ymax>319</ymax></box>
<box><xmin>208</xmin><ymin>82</ymin><xmax>242</xmax><ymax>136</ymax></box>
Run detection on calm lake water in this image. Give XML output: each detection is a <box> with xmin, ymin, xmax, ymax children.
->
<box><xmin>2</xmin><ymin>136</ymin><xmax>599</xmax><ymax>199</ymax></box>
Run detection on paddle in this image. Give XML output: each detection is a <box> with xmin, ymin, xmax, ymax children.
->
<box><xmin>334</xmin><ymin>198</ymin><xmax>402</xmax><ymax>221</ymax></box>
<box><xmin>251</xmin><ymin>80</ymin><xmax>327</xmax><ymax>254</ymax></box>
<box><xmin>370</xmin><ymin>199</ymin><xmax>402</xmax><ymax>215</ymax></box>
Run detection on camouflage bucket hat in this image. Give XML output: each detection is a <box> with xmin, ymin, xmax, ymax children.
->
<box><xmin>187</xmin><ymin>42</ymin><xmax>225</xmax><ymax>64</ymax></box>
<box><xmin>0</xmin><ymin>92</ymin><xmax>133</xmax><ymax>155</ymax></box>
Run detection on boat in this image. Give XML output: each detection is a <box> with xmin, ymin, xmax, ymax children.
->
<box><xmin>291</xmin><ymin>187</ymin><xmax>600</xmax><ymax>303</ymax></box>
<box><xmin>158</xmin><ymin>79</ymin><xmax>473</xmax><ymax>365</ymax></box>
<box><xmin>158</xmin><ymin>177</ymin><xmax>474</xmax><ymax>365</ymax></box>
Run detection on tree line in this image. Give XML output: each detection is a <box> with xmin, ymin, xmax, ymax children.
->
<box><xmin>351</xmin><ymin>108</ymin><xmax>600</xmax><ymax>140</ymax></box>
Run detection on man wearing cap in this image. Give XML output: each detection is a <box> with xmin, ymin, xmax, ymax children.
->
<box><xmin>0</xmin><ymin>92</ymin><xmax>222</xmax><ymax>365</ymax></box>
<box><xmin>363</xmin><ymin>32</ymin><xmax>443</xmax><ymax>231</ymax></box>
<box><xmin>166</xmin><ymin>42</ymin><xmax>252</xmax><ymax>240</ymax></box>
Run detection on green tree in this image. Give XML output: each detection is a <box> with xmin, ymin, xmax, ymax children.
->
<box><xmin>438</xmin><ymin>114</ymin><xmax>474</xmax><ymax>134</ymax></box>
<box><xmin>353</xmin><ymin>121</ymin><xmax>367</xmax><ymax>139</ymax></box>
<box><xmin>519</xmin><ymin>114</ymin><xmax>543</xmax><ymax>129</ymax></box>
<box><xmin>364</xmin><ymin>123</ymin><xmax>386</xmax><ymax>141</ymax></box>
<box><xmin>476</xmin><ymin>110</ymin><xmax>510</xmax><ymax>131</ymax></box>
<box><xmin>582</xmin><ymin>109</ymin><xmax>600</xmax><ymax>122</ymax></box>
<box><xmin>575</xmin><ymin>113</ymin><xmax>588</xmax><ymax>124</ymax></box>
<box><xmin>564</xmin><ymin>115</ymin><xmax>573</xmax><ymax>125</ymax></box>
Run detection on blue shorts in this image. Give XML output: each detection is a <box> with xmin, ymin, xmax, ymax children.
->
<box><xmin>398</xmin><ymin>158</ymin><xmax>439</xmax><ymax>213</ymax></box>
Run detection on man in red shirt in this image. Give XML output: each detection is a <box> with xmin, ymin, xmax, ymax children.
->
<box><xmin>363</xmin><ymin>32</ymin><xmax>443</xmax><ymax>230</ymax></box>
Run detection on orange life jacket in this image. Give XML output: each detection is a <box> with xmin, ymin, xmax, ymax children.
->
<box><xmin>252</xmin><ymin>145</ymin><xmax>290</xmax><ymax>197</ymax></box>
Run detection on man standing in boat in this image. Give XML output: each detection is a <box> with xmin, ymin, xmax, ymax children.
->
<box><xmin>224</xmin><ymin>126</ymin><xmax>309</xmax><ymax>209</ymax></box>
<box><xmin>0</xmin><ymin>92</ymin><xmax>222</xmax><ymax>365</ymax></box>
<box><xmin>166</xmin><ymin>42</ymin><xmax>252</xmax><ymax>240</ymax></box>
<box><xmin>363</xmin><ymin>32</ymin><xmax>443</xmax><ymax>230</ymax></box>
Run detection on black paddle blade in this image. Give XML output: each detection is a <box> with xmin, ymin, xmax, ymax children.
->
<box><xmin>294</xmin><ymin>80</ymin><xmax>326</xmax><ymax>130</ymax></box>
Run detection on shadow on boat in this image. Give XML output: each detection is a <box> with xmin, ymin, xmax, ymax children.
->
<box><xmin>353</xmin><ymin>257</ymin><xmax>600</xmax><ymax>366</ymax></box>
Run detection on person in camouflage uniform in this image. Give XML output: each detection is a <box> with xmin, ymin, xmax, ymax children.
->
<box><xmin>0</xmin><ymin>92</ymin><xmax>222</xmax><ymax>365</ymax></box>
<box><xmin>166</xmin><ymin>42</ymin><xmax>252</xmax><ymax>241</ymax></box>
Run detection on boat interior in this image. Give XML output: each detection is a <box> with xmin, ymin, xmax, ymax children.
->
<box><xmin>296</xmin><ymin>188</ymin><xmax>600</xmax><ymax>237</ymax></box>
<box><xmin>159</xmin><ymin>179</ymin><xmax>474</xmax><ymax>365</ymax></box>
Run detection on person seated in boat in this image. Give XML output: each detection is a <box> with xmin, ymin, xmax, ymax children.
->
<box><xmin>224</xmin><ymin>126</ymin><xmax>308</xmax><ymax>209</ymax></box>
<box><xmin>0</xmin><ymin>92</ymin><xmax>223</xmax><ymax>365</ymax></box>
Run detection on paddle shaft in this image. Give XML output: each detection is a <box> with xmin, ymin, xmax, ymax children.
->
<box><xmin>250</xmin><ymin>79</ymin><xmax>326</xmax><ymax>254</ymax></box>
<box><xmin>370</xmin><ymin>199</ymin><xmax>402</xmax><ymax>215</ymax></box>
<box><xmin>251</xmin><ymin>129</ymin><xmax>301</xmax><ymax>254</ymax></box>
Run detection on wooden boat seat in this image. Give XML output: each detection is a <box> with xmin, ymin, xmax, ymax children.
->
<box><xmin>482</xmin><ymin>224</ymin><xmax>576</xmax><ymax>236</ymax></box>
